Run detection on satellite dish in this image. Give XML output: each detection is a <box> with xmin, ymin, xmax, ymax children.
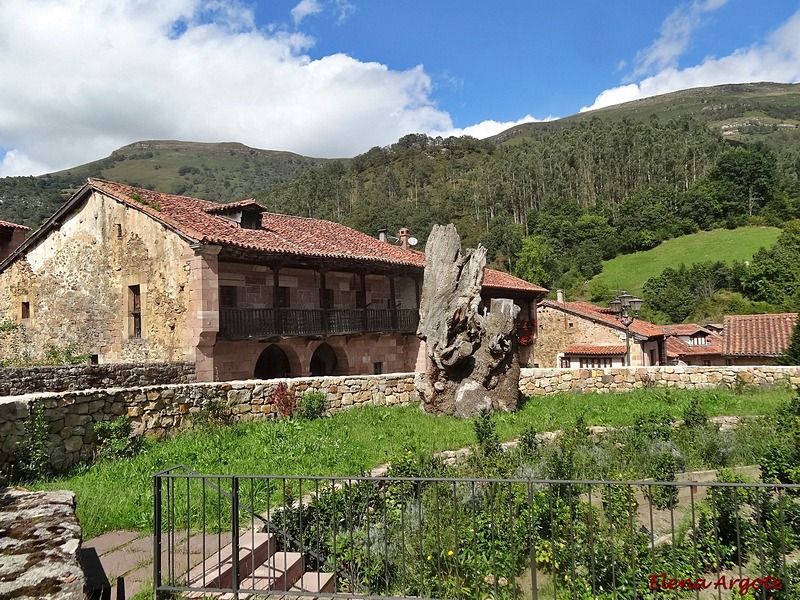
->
<box><xmin>408</xmin><ymin>236</ymin><xmax>418</xmax><ymax>247</ymax></box>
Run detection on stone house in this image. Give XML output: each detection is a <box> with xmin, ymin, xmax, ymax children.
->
<box><xmin>722</xmin><ymin>313</ymin><xmax>798</xmax><ymax>366</ymax></box>
<box><xmin>535</xmin><ymin>297</ymin><xmax>664</xmax><ymax>368</ymax></box>
<box><xmin>0</xmin><ymin>179</ymin><xmax>546</xmax><ymax>380</ymax></box>
<box><xmin>662</xmin><ymin>324</ymin><xmax>724</xmax><ymax>366</ymax></box>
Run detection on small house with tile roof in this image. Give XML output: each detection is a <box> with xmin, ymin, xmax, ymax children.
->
<box><xmin>0</xmin><ymin>179</ymin><xmax>546</xmax><ymax>380</ymax></box>
<box><xmin>722</xmin><ymin>313</ymin><xmax>798</xmax><ymax>365</ymax></box>
<box><xmin>0</xmin><ymin>219</ymin><xmax>28</xmax><ymax>263</ymax></box>
<box><xmin>662</xmin><ymin>324</ymin><xmax>724</xmax><ymax>366</ymax></box>
<box><xmin>535</xmin><ymin>296</ymin><xmax>665</xmax><ymax>368</ymax></box>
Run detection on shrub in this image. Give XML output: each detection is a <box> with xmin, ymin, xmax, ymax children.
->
<box><xmin>194</xmin><ymin>398</ymin><xmax>231</xmax><ymax>427</ymax></box>
<box><xmin>94</xmin><ymin>416</ymin><xmax>140</xmax><ymax>460</ymax></box>
<box><xmin>9</xmin><ymin>401</ymin><xmax>50</xmax><ymax>481</ymax></box>
<box><xmin>472</xmin><ymin>409</ymin><xmax>500</xmax><ymax>458</ymax></box>
<box><xmin>297</xmin><ymin>391</ymin><xmax>326</xmax><ymax>420</ymax></box>
<box><xmin>272</xmin><ymin>382</ymin><xmax>295</xmax><ymax>419</ymax></box>
<box><xmin>682</xmin><ymin>396</ymin><xmax>708</xmax><ymax>429</ymax></box>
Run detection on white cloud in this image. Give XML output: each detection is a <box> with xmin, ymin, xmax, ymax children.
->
<box><xmin>629</xmin><ymin>0</ymin><xmax>729</xmax><ymax>79</ymax></box>
<box><xmin>291</xmin><ymin>0</ymin><xmax>322</xmax><ymax>25</ymax></box>
<box><xmin>0</xmin><ymin>150</ymin><xmax>50</xmax><ymax>178</ymax></box>
<box><xmin>582</xmin><ymin>8</ymin><xmax>800</xmax><ymax>113</ymax></box>
<box><xmin>0</xmin><ymin>0</ymin><xmax>453</xmax><ymax>175</ymax></box>
<box><xmin>432</xmin><ymin>115</ymin><xmax>556</xmax><ymax>141</ymax></box>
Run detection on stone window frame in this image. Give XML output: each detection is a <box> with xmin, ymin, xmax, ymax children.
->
<box><xmin>123</xmin><ymin>276</ymin><xmax>148</xmax><ymax>340</ymax></box>
<box><xmin>17</xmin><ymin>295</ymin><xmax>32</xmax><ymax>322</ymax></box>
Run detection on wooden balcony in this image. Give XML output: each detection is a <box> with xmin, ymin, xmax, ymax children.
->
<box><xmin>219</xmin><ymin>308</ymin><xmax>420</xmax><ymax>340</ymax></box>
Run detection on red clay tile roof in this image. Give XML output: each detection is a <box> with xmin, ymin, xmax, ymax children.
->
<box><xmin>540</xmin><ymin>299</ymin><xmax>663</xmax><ymax>338</ymax></box>
<box><xmin>722</xmin><ymin>313</ymin><xmax>798</xmax><ymax>357</ymax></box>
<box><xmin>563</xmin><ymin>344</ymin><xmax>626</xmax><ymax>356</ymax></box>
<box><xmin>88</xmin><ymin>179</ymin><xmax>427</xmax><ymax>267</ymax></box>
<box><xmin>482</xmin><ymin>269</ymin><xmax>548</xmax><ymax>294</ymax></box>
<box><xmin>82</xmin><ymin>180</ymin><xmax>547</xmax><ymax>296</ymax></box>
<box><xmin>665</xmin><ymin>332</ymin><xmax>723</xmax><ymax>359</ymax></box>
<box><xmin>0</xmin><ymin>219</ymin><xmax>29</xmax><ymax>230</ymax></box>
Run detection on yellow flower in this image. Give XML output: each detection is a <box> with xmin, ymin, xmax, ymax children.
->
<box><xmin>427</xmin><ymin>555</ymin><xmax>432</xmax><ymax>561</ymax></box>
<box><xmin>447</xmin><ymin>550</ymin><xmax>454</xmax><ymax>556</ymax></box>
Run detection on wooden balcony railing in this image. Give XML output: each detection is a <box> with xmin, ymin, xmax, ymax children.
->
<box><xmin>219</xmin><ymin>308</ymin><xmax>420</xmax><ymax>340</ymax></box>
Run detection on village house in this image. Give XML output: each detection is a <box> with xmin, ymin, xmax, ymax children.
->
<box><xmin>662</xmin><ymin>324</ymin><xmax>725</xmax><ymax>366</ymax></box>
<box><xmin>534</xmin><ymin>293</ymin><xmax>664</xmax><ymax>368</ymax></box>
<box><xmin>722</xmin><ymin>313</ymin><xmax>798</xmax><ymax>366</ymax></box>
<box><xmin>0</xmin><ymin>219</ymin><xmax>28</xmax><ymax>262</ymax></box>
<box><xmin>0</xmin><ymin>179</ymin><xmax>547</xmax><ymax>381</ymax></box>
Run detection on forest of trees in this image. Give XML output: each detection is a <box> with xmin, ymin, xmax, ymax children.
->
<box><xmin>261</xmin><ymin>115</ymin><xmax>800</xmax><ymax>309</ymax></box>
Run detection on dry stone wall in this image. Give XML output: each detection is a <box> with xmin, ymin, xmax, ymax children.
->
<box><xmin>520</xmin><ymin>365</ymin><xmax>800</xmax><ymax>395</ymax></box>
<box><xmin>0</xmin><ymin>373</ymin><xmax>417</xmax><ymax>473</ymax></box>
<box><xmin>0</xmin><ymin>361</ymin><xmax>195</xmax><ymax>397</ymax></box>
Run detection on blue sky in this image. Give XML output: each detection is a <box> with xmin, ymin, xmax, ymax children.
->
<box><xmin>0</xmin><ymin>0</ymin><xmax>799</xmax><ymax>176</ymax></box>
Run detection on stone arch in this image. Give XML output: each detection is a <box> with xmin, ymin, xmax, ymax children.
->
<box><xmin>254</xmin><ymin>344</ymin><xmax>294</xmax><ymax>379</ymax></box>
<box><xmin>309</xmin><ymin>341</ymin><xmax>346</xmax><ymax>376</ymax></box>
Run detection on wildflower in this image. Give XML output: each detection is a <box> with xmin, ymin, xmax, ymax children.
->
<box><xmin>498</xmin><ymin>577</ymin><xmax>508</xmax><ymax>587</ymax></box>
<box><xmin>448</xmin><ymin>550</ymin><xmax>454</xmax><ymax>556</ymax></box>
<box><xmin>427</xmin><ymin>555</ymin><xmax>432</xmax><ymax>561</ymax></box>
<box><xmin>484</xmin><ymin>574</ymin><xmax>495</xmax><ymax>585</ymax></box>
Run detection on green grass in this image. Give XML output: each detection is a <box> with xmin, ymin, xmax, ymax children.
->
<box><xmin>36</xmin><ymin>387</ymin><xmax>793</xmax><ymax>538</ymax></box>
<box><xmin>589</xmin><ymin>226</ymin><xmax>780</xmax><ymax>297</ymax></box>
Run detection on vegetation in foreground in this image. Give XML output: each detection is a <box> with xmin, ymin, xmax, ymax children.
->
<box><xmin>30</xmin><ymin>386</ymin><xmax>793</xmax><ymax>539</ymax></box>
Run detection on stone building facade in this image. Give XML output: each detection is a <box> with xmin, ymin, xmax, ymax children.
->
<box><xmin>0</xmin><ymin>179</ymin><xmax>546</xmax><ymax>381</ymax></box>
<box><xmin>534</xmin><ymin>298</ymin><xmax>665</xmax><ymax>368</ymax></box>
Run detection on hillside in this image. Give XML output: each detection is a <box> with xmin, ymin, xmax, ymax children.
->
<box><xmin>587</xmin><ymin>226</ymin><xmax>781</xmax><ymax>298</ymax></box>
<box><xmin>0</xmin><ymin>140</ymin><xmax>330</xmax><ymax>228</ymax></box>
<box><xmin>492</xmin><ymin>82</ymin><xmax>800</xmax><ymax>150</ymax></box>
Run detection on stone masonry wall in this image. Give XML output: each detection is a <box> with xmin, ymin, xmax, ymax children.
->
<box><xmin>0</xmin><ymin>373</ymin><xmax>417</xmax><ymax>473</ymax></box>
<box><xmin>0</xmin><ymin>362</ymin><xmax>196</xmax><ymax>397</ymax></box>
<box><xmin>520</xmin><ymin>365</ymin><xmax>800</xmax><ymax>396</ymax></box>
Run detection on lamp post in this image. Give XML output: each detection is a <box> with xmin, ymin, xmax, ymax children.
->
<box><xmin>610</xmin><ymin>291</ymin><xmax>643</xmax><ymax>367</ymax></box>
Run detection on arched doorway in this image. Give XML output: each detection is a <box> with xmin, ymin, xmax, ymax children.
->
<box><xmin>309</xmin><ymin>342</ymin><xmax>338</xmax><ymax>376</ymax></box>
<box><xmin>254</xmin><ymin>344</ymin><xmax>291</xmax><ymax>379</ymax></box>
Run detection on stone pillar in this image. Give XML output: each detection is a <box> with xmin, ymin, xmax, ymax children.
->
<box><xmin>186</xmin><ymin>244</ymin><xmax>221</xmax><ymax>381</ymax></box>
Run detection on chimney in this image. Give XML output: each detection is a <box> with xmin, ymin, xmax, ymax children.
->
<box><xmin>399</xmin><ymin>228</ymin><xmax>410</xmax><ymax>250</ymax></box>
<box><xmin>378</xmin><ymin>228</ymin><xmax>388</xmax><ymax>243</ymax></box>
<box><xmin>556</xmin><ymin>289</ymin><xmax>564</xmax><ymax>303</ymax></box>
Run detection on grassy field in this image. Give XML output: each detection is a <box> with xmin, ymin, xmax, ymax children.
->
<box><xmin>35</xmin><ymin>386</ymin><xmax>793</xmax><ymax>539</ymax></box>
<box><xmin>589</xmin><ymin>226</ymin><xmax>780</xmax><ymax>297</ymax></box>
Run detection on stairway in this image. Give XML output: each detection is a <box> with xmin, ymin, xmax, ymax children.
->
<box><xmin>184</xmin><ymin>530</ymin><xmax>335</xmax><ymax>598</ymax></box>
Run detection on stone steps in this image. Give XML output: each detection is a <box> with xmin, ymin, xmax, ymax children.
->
<box><xmin>184</xmin><ymin>530</ymin><xmax>335</xmax><ymax>597</ymax></box>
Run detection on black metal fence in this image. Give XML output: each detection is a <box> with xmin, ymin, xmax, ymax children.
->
<box><xmin>153</xmin><ymin>466</ymin><xmax>800</xmax><ymax>598</ymax></box>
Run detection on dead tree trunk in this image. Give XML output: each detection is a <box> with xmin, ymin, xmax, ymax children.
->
<box><xmin>416</xmin><ymin>224</ymin><xmax>520</xmax><ymax>417</ymax></box>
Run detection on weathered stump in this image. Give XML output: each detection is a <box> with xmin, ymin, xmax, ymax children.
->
<box><xmin>416</xmin><ymin>224</ymin><xmax>520</xmax><ymax>417</ymax></box>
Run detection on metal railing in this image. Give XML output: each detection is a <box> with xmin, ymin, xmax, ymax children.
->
<box><xmin>153</xmin><ymin>468</ymin><xmax>800</xmax><ymax>598</ymax></box>
<box><xmin>219</xmin><ymin>308</ymin><xmax>419</xmax><ymax>339</ymax></box>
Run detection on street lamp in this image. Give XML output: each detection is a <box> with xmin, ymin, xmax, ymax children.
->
<box><xmin>610</xmin><ymin>291</ymin><xmax>643</xmax><ymax>366</ymax></box>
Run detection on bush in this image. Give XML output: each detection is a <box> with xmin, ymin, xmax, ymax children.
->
<box><xmin>9</xmin><ymin>401</ymin><xmax>50</xmax><ymax>481</ymax></box>
<box><xmin>297</xmin><ymin>391</ymin><xmax>326</xmax><ymax>420</ymax></box>
<box><xmin>472</xmin><ymin>409</ymin><xmax>500</xmax><ymax>458</ymax></box>
<box><xmin>94</xmin><ymin>416</ymin><xmax>140</xmax><ymax>460</ymax></box>
<box><xmin>682</xmin><ymin>396</ymin><xmax>708</xmax><ymax>429</ymax></box>
<box><xmin>272</xmin><ymin>382</ymin><xmax>295</xmax><ymax>419</ymax></box>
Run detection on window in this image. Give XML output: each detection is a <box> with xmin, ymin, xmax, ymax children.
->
<box><xmin>355</xmin><ymin>290</ymin><xmax>366</xmax><ymax>309</ymax></box>
<box><xmin>220</xmin><ymin>285</ymin><xmax>237</xmax><ymax>308</ymax></box>
<box><xmin>702</xmin><ymin>360</ymin><xmax>712</xmax><ymax>366</ymax></box>
<box><xmin>20</xmin><ymin>301</ymin><xmax>30</xmax><ymax>320</ymax></box>
<box><xmin>725</xmin><ymin>358</ymin><xmax>733</xmax><ymax>366</ymax></box>
<box><xmin>373</xmin><ymin>362</ymin><xmax>383</xmax><ymax>375</ymax></box>
<box><xmin>579</xmin><ymin>357</ymin><xmax>612</xmax><ymax>368</ymax></box>
<box><xmin>689</xmin><ymin>334</ymin><xmax>709</xmax><ymax>346</ymax></box>
<box><xmin>115</xmin><ymin>223</ymin><xmax>123</xmax><ymax>238</ymax></box>
<box><xmin>559</xmin><ymin>357</ymin><xmax>571</xmax><ymax>368</ymax></box>
<box><xmin>90</xmin><ymin>354</ymin><xmax>99</xmax><ymax>365</ymax></box>
<box><xmin>277</xmin><ymin>286</ymin><xmax>290</xmax><ymax>308</ymax></box>
<box><xmin>129</xmin><ymin>285</ymin><xmax>142</xmax><ymax>338</ymax></box>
